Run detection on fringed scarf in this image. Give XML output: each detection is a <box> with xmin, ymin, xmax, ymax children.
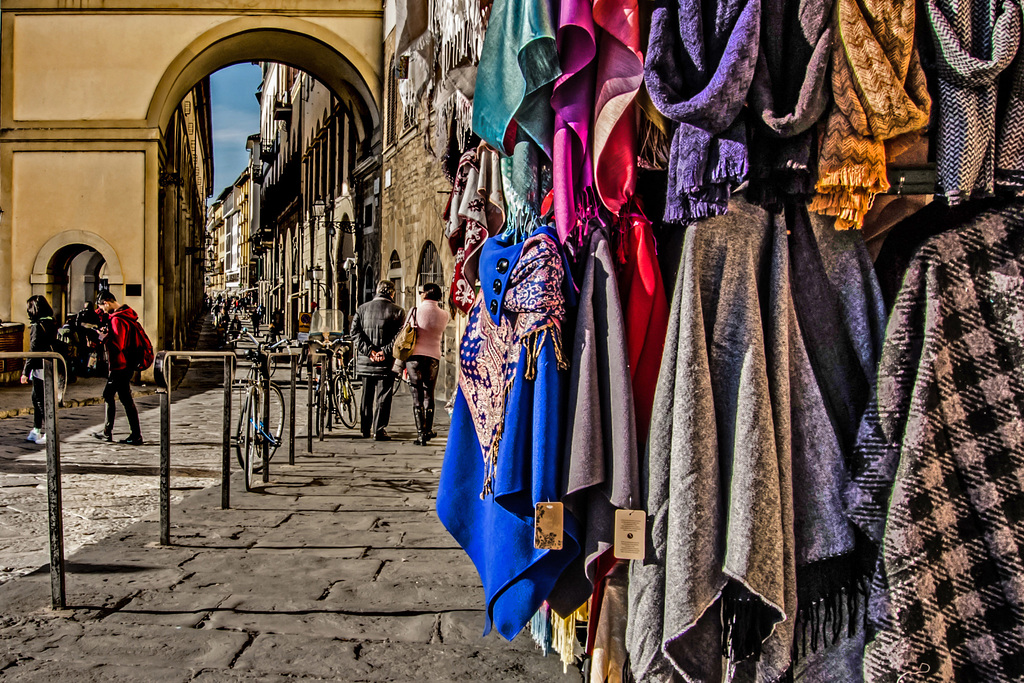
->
<box><xmin>458</xmin><ymin>228</ymin><xmax>569</xmax><ymax>497</ymax></box>
<box><xmin>592</xmin><ymin>0</ymin><xmax>644</xmax><ymax>215</ymax></box>
<box><xmin>746</xmin><ymin>0</ymin><xmax>832</xmax><ymax>210</ymax></box>
<box><xmin>551</xmin><ymin>0</ymin><xmax>598</xmax><ymax>243</ymax></box>
<box><xmin>445</xmin><ymin>145</ymin><xmax>506</xmax><ymax>313</ymax></box>
<box><xmin>927</xmin><ymin>0</ymin><xmax>1024</xmax><ymax>201</ymax></box>
<box><xmin>501</xmin><ymin>137</ymin><xmax>548</xmax><ymax>241</ymax></box>
<box><xmin>429</xmin><ymin>0</ymin><xmax>487</xmax><ymax>159</ymax></box>
<box><xmin>644</xmin><ymin>0</ymin><xmax>760</xmax><ymax>224</ymax></box>
<box><xmin>473</xmin><ymin>0</ymin><xmax>560</xmax><ymax>155</ymax></box>
<box><xmin>809</xmin><ymin>0</ymin><xmax>931</xmax><ymax>230</ymax></box>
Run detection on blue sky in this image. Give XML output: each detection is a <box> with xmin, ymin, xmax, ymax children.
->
<box><xmin>209</xmin><ymin>63</ymin><xmax>263</xmax><ymax>201</ymax></box>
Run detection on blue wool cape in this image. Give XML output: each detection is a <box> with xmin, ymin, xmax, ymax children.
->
<box><xmin>437</xmin><ymin>225</ymin><xmax>581</xmax><ymax>641</ymax></box>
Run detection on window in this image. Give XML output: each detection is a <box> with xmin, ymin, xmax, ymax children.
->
<box><xmin>417</xmin><ymin>241</ymin><xmax>443</xmax><ymax>289</ymax></box>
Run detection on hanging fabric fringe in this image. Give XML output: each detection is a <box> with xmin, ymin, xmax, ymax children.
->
<box><xmin>530</xmin><ymin>603</ymin><xmax>554</xmax><ymax>655</ymax></box>
<box><xmin>551</xmin><ymin>603</ymin><xmax>588</xmax><ymax>673</ymax></box>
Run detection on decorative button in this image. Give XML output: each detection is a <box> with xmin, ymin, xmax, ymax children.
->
<box><xmin>492</xmin><ymin>279</ymin><xmax>502</xmax><ymax>294</ymax></box>
<box><xmin>489</xmin><ymin>300</ymin><xmax>499</xmax><ymax>315</ymax></box>
<box><xmin>496</xmin><ymin>258</ymin><xmax>510</xmax><ymax>274</ymax></box>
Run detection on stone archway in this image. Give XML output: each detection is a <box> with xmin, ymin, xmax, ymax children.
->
<box><xmin>1</xmin><ymin>5</ymin><xmax>383</xmax><ymax>338</ymax></box>
<box><xmin>29</xmin><ymin>230</ymin><xmax>125</xmax><ymax>322</ymax></box>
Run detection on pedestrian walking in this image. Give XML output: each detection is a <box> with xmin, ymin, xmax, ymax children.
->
<box><xmin>350</xmin><ymin>281</ymin><xmax>404</xmax><ymax>440</ymax></box>
<box><xmin>21</xmin><ymin>295</ymin><xmax>58</xmax><ymax>445</ymax></box>
<box><xmin>92</xmin><ymin>290</ymin><xmax>144</xmax><ymax>445</ymax></box>
<box><xmin>404</xmin><ymin>283</ymin><xmax>450</xmax><ymax>445</ymax></box>
<box><xmin>269</xmin><ymin>308</ymin><xmax>285</xmax><ymax>343</ymax></box>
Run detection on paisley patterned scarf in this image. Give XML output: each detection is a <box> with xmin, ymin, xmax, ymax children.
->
<box><xmin>809</xmin><ymin>0</ymin><xmax>931</xmax><ymax>230</ymax></box>
<box><xmin>459</xmin><ymin>228</ymin><xmax>569</xmax><ymax>497</ymax></box>
<box><xmin>644</xmin><ymin>0</ymin><xmax>760</xmax><ymax>224</ymax></box>
<box><xmin>445</xmin><ymin>145</ymin><xmax>506</xmax><ymax>313</ymax></box>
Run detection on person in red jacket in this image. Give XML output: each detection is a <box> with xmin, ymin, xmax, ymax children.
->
<box><xmin>91</xmin><ymin>290</ymin><xmax>144</xmax><ymax>445</ymax></box>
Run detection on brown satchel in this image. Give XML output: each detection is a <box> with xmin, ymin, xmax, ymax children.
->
<box><xmin>392</xmin><ymin>307</ymin><xmax>418</xmax><ymax>361</ymax></box>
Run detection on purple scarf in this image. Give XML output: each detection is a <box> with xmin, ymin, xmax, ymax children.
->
<box><xmin>644</xmin><ymin>0</ymin><xmax>760</xmax><ymax>223</ymax></box>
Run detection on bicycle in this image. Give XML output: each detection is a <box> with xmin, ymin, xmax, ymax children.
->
<box><xmin>309</xmin><ymin>333</ymin><xmax>358</xmax><ymax>436</ymax></box>
<box><xmin>231</xmin><ymin>331</ymin><xmax>291</xmax><ymax>491</ymax></box>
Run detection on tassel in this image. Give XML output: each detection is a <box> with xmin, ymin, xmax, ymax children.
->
<box><xmin>551</xmin><ymin>604</ymin><xmax>587</xmax><ymax>673</ymax></box>
<box><xmin>530</xmin><ymin>604</ymin><xmax>553</xmax><ymax>655</ymax></box>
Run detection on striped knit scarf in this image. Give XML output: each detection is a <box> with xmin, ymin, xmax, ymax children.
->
<box><xmin>927</xmin><ymin>0</ymin><xmax>1024</xmax><ymax>202</ymax></box>
<box><xmin>809</xmin><ymin>0</ymin><xmax>931</xmax><ymax>230</ymax></box>
<box><xmin>644</xmin><ymin>0</ymin><xmax>760</xmax><ymax>224</ymax></box>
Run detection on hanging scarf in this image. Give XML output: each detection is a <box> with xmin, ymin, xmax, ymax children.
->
<box><xmin>644</xmin><ymin>0</ymin><xmax>760</xmax><ymax>224</ymax></box>
<box><xmin>551</xmin><ymin>0</ymin><xmax>598</xmax><ymax>242</ymax></box>
<box><xmin>445</xmin><ymin>145</ymin><xmax>506</xmax><ymax>313</ymax></box>
<box><xmin>927</xmin><ymin>0</ymin><xmax>1023</xmax><ymax>202</ymax></box>
<box><xmin>501</xmin><ymin>137</ymin><xmax>547</xmax><ymax>241</ymax></box>
<box><xmin>746</xmin><ymin>0</ymin><xmax>832</xmax><ymax>210</ymax></box>
<box><xmin>845</xmin><ymin>200</ymin><xmax>1024</xmax><ymax>682</ymax></box>
<box><xmin>809</xmin><ymin>0</ymin><xmax>931</xmax><ymax>230</ymax></box>
<box><xmin>592</xmin><ymin>0</ymin><xmax>644</xmax><ymax>215</ymax></box>
<box><xmin>473</xmin><ymin>0</ymin><xmax>560</xmax><ymax>155</ymax></box>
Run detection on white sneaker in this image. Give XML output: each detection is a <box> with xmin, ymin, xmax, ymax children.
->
<box><xmin>34</xmin><ymin>432</ymin><xmax>47</xmax><ymax>445</ymax></box>
<box><xmin>26</xmin><ymin>428</ymin><xmax>40</xmax><ymax>443</ymax></box>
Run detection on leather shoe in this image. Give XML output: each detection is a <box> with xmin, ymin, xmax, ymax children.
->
<box><xmin>374</xmin><ymin>430</ymin><xmax>391</xmax><ymax>442</ymax></box>
<box><xmin>92</xmin><ymin>431</ymin><xmax>112</xmax><ymax>442</ymax></box>
<box><xmin>119</xmin><ymin>436</ymin><xmax>145</xmax><ymax>446</ymax></box>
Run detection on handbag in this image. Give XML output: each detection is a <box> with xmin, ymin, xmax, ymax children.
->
<box><xmin>392</xmin><ymin>307</ymin><xmax>418</xmax><ymax>361</ymax></box>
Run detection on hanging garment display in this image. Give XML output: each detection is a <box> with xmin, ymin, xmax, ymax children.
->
<box><xmin>551</xmin><ymin>0</ymin><xmax>597</xmax><ymax>242</ymax></box>
<box><xmin>846</xmin><ymin>199</ymin><xmax>1024</xmax><ymax>682</ymax></box>
<box><xmin>644</xmin><ymin>0</ymin><xmax>760</xmax><ymax>224</ymax></box>
<box><xmin>590</xmin><ymin>563</ymin><xmax>630</xmax><ymax>683</ymax></box>
<box><xmin>547</xmin><ymin>227</ymin><xmax>640</xmax><ymax>617</ymax></box>
<box><xmin>591</xmin><ymin>0</ymin><xmax>644</xmax><ymax>215</ymax></box>
<box><xmin>625</xmin><ymin>196</ymin><xmax>869</xmax><ymax>682</ymax></box>
<box><xmin>616</xmin><ymin>209</ymin><xmax>668</xmax><ymax>445</ymax></box>
<box><xmin>927</xmin><ymin>0</ymin><xmax>1024</xmax><ymax>201</ymax></box>
<box><xmin>445</xmin><ymin>145</ymin><xmax>506</xmax><ymax>314</ymax></box>
<box><xmin>437</xmin><ymin>224</ymin><xmax>581</xmax><ymax>641</ymax></box>
<box><xmin>809</xmin><ymin>0</ymin><xmax>931</xmax><ymax>230</ymax></box>
<box><xmin>746</xmin><ymin>0</ymin><xmax>832</xmax><ymax>209</ymax></box>
<box><xmin>473</xmin><ymin>0</ymin><xmax>560</xmax><ymax>155</ymax></box>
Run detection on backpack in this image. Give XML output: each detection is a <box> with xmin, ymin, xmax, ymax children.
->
<box><xmin>124</xmin><ymin>318</ymin><xmax>155</xmax><ymax>371</ymax></box>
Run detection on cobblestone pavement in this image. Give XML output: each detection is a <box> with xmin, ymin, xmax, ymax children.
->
<box><xmin>0</xmin><ymin>347</ymin><xmax>577</xmax><ymax>681</ymax></box>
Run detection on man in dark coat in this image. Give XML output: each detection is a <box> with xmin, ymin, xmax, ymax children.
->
<box><xmin>350</xmin><ymin>281</ymin><xmax>405</xmax><ymax>440</ymax></box>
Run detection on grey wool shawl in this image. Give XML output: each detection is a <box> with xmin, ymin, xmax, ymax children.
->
<box><xmin>625</xmin><ymin>197</ymin><xmax>864</xmax><ymax>682</ymax></box>
<box><xmin>548</xmin><ymin>227</ymin><xmax>640</xmax><ymax>617</ymax></box>
<box><xmin>846</xmin><ymin>200</ymin><xmax>1024</xmax><ymax>682</ymax></box>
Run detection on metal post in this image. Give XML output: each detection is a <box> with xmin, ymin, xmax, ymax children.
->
<box><xmin>159</xmin><ymin>389</ymin><xmax>170</xmax><ymax>545</ymax></box>
<box><xmin>318</xmin><ymin>353</ymin><xmax>326</xmax><ymax>442</ymax></box>
<box><xmin>262</xmin><ymin>356</ymin><xmax>271</xmax><ymax>483</ymax></box>
<box><xmin>307</xmin><ymin>352</ymin><xmax>314</xmax><ymax>453</ymax></box>
<box><xmin>43</xmin><ymin>359</ymin><xmax>65</xmax><ymax>610</ymax></box>
<box><xmin>222</xmin><ymin>356</ymin><xmax>232</xmax><ymax>509</ymax></box>
<box><xmin>289</xmin><ymin>355</ymin><xmax>297</xmax><ymax>465</ymax></box>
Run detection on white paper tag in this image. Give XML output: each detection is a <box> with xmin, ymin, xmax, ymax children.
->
<box><xmin>534</xmin><ymin>502</ymin><xmax>564</xmax><ymax>550</ymax></box>
<box><xmin>614</xmin><ymin>509</ymin><xmax>646</xmax><ymax>560</ymax></box>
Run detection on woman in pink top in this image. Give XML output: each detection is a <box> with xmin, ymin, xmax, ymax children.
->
<box><xmin>406</xmin><ymin>282</ymin><xmax>450</xmax><ymax>445</ymax></box>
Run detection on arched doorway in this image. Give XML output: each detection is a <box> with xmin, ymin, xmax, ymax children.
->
<box><xmin>416</xmin><ymin>241</ymin><xmax>444</xmax><ymax>290</ymax></box>
<box><xmin>30</xmin><ymin>231</ymin><xmax>125</xmax><ymax>323</ymax></box>
<box><xmin>2</xmin><ymin>9</ymin><xmax>382</xmax><ymax>343</ymax></box>
<box><xmin>388</xmin><ymin>250</ymin><xmax>404</xmax><ymax>307</ymax></box>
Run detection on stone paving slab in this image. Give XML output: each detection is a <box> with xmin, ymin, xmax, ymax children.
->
<box><xmin>0</xmin><ymin>336</ymin><xmax>580</xmax><ymax>682</ymax></box>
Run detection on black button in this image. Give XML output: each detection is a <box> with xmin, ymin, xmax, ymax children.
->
<box><xmin>492</xmin><ymin>279</ymin><xmax>502</xmax><ymax>294</ymax></box>
<box><xmin>489</xmin><ymin>300</ymin><xmax>498</xmax><ymax>315</ymax></box>
<box><xmin>496</xmin><ymin>258</ymin><xmax>509</xmax><ymax>274</ymax></box>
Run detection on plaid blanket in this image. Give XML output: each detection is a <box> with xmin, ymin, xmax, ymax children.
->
<box><xmin>846</xmin><ymin>199</ymin><xmax>1024</xmax><ymax>682</ymax></box>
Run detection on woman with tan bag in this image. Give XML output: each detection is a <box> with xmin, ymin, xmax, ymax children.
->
<box><xmin>404</xmin><ymin>283</ymin><xmax>450</xmax><ymax>445</ymax></box>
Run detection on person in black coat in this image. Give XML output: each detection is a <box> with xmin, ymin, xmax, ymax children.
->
<box><xmin>350</xmin><ymin>281</ymin><xmax>405</xmax><ymax>440</ymax></box>
<box><xmin>20</xmin><ymin>295</ymin><xmax>58</xmax><ymax>445</ymax></box>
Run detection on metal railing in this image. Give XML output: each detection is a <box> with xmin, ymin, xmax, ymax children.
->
<box><xmin>0</xmin><ymin>352</ymin><xmax>68</xmax><ymax>609</ymax></box>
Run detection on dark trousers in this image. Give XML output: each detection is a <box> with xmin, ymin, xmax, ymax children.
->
<box><xmin>405</xmin><ymin>356</ymin><xmax>439</xmax><ymax>435</ymax></box>
<box><xmin>360</xmin><ymin>373</ymin><xmax>395</xmax><ymax>436</ymax></box>
<box><xmin>32</xmin><ymin>377</ymin><xmax>45</xmax><ymax>430</ymax></box>
<box><xmin>103</xmin><ymin>369</ymin><xmax>141</xmax><ymax>438</ymax></box>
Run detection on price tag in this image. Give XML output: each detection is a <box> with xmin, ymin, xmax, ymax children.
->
<box><xmin>614</xmin><ymin>509</ymin><xmax>646</xmax><ymax>560</ymax></box>
<box><xmin>534</xmin><ymin>502</ymin><xmax>564</xmax><ymax>550</ymax></box>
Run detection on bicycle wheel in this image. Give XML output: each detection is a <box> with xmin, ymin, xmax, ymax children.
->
<box><xmin>243</xmin><ymin>391</ymin><xmax>262</xmax><ymax>492</ymax></box>
<box><xmin>234</xmin><ymin>389</ymin><xmax>251</xmax><ymax>469</ymax></box>
<box><xmin>266</xmin><ymin>383</ymin><xmax>285</xmax><ymax>458</ymax></box>
<box><xmin>311</xmin><ymin>368</ymin><xmax>324</xmax><ymax>439</ymax></box>
<box><xmin>334</xmin><ymin>374</ymin><xmax>357</xmax><ymax>428</ymax></box>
